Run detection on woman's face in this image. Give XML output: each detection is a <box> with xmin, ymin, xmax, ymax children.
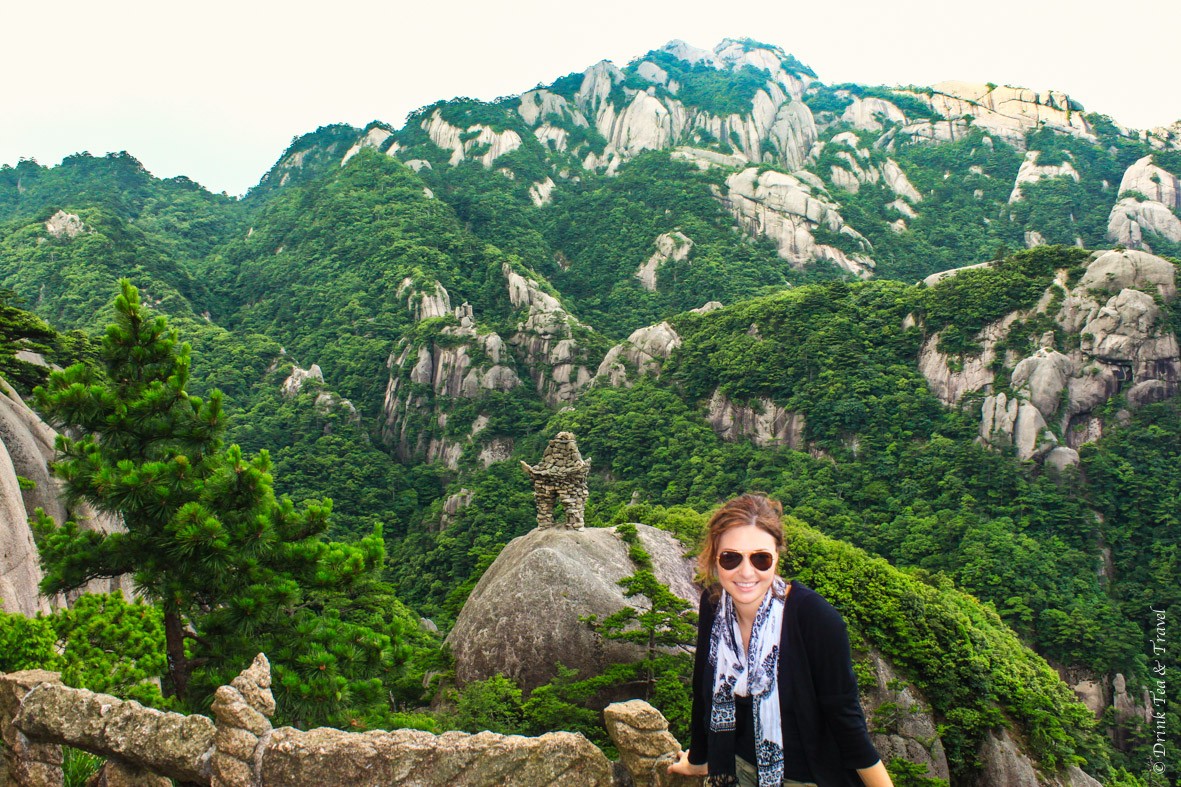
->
<box><xmin>716</xmin><ymin>524</ymin><xmax>779</xmax><ymax>613</ymax></box>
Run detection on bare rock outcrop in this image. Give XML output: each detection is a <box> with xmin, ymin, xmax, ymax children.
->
<box><xmin>722</xmin><ymin>167</ymin><xmax>875</xmax><ymax>277</ymax></box>
<box><xmin>1106</xmin><ymin>156</ymin><xmax>1181</xmax><ymax>249</ymax></box>
<box><xmin>0</xmin><ymin>381</ymin><xmax>132</xmax><ymax>615</ymax></box>
<box><xmin>918</xmin><ymin>250</ymin><xmax>1178</xmax><ymax>460</ymax></box>
<box><xmin>1009</xmin><ymin>150</ymin><xmax>1080</xmax><ymax>203</ymax></box>
<box><xmin>706</xmin><ymin>389</ymin><xmax>804</xmax><ymax>449</ymax></box>
<box><xmin>636</xmin><ymin>232</ymin><xmax>693</xmax><ymax>292</ymax></box>
<box><xmin>883</xmin><ymin>82</ymin><xmax>1093</xmax><ymax>151</ymax></box>
<box><xmin>595</xmin><ymin>322</ymin><xmax>682</xmax><ymax>387</ymax></box>
<box><xmin>840</xmin><ymin>96</ymin><xmax>906</xmax><ymax>132</ymax></box>
<box><xmin>446</xmin><ymin>524</ymin><xmax>697</xmax><ymax>692</ymax></box>
<box><xmin>421</xmin><ymin>110</ymin><xmax>522</xmax><ymax>168</ymax></box>
<box><xmin>860</xmin><ymin>651</ymin><xmax>949</xmax><ymax>782</ymax></box>
<box><xmin>515</xmin><ymin>40</ymin><xmax>818</xmax><ymax>176</ymax></box>
<box><xmin>383</xmin><ymin>301</ymin><xmax>521</xmax><ymax>470</ymax></box>
<box><xmin>503</xmin><ymin>265</ymin><xmax>595</xmax><ymax>405</ymax></box>
<box><xmin>44</xmin><ymin>211</ymin><xmax>86</xmax><ymax>240</ymax></box>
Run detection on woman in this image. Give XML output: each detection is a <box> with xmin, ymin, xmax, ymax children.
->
<box><xmin>668</xmin><ymin>494</ymin><xmax>893</xmax><ymax>787</ymax></box>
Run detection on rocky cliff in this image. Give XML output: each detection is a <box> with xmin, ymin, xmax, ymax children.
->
<box><xmin>918</xmin><ymin>249</ymin><xmax>1178</xmax><ymax>462</ymax></box>
<box><xmin>0</xmin><ymin>380</ymin><xmax>132</xmax><ymax>615</ymax></box>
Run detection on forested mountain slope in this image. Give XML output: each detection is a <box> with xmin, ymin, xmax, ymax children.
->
<box><xmin>1</xmin><ymin>36</ymin><xmax>1178</xmax><ymax>784</ymax></box>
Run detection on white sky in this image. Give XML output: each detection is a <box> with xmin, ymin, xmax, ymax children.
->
<box><xmin>2</xmin><ymin>0</ymin><xmax>1179</xmax><ymax>197</ymax></box>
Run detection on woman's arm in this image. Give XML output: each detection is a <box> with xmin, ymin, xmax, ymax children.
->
<box><xmin>857</xmin><ymin>759</ymin><xmax>894</xmax><ymax>787</ymax></box>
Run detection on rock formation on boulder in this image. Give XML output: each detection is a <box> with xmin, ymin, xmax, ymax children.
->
<box><xmin>520</xmin><ymin>432</ymin><xmax>590</xmax><ymax>530</ymax></box>
<box><xmin>446</xmin><ymin>524</ymin><xmax>698</xmax><ymax>692</ymax></box>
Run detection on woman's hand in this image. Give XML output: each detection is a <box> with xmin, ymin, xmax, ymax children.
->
<box><xmin>667</xmin><ymin>749</ymin><xmax>708</xmax><ymax>777</ymax></box>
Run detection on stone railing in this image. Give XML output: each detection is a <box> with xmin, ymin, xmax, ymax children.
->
<box><xmin>0</xmin><ymin>655</ymin><xmax>703</xmax><ymax>787</ymax></box>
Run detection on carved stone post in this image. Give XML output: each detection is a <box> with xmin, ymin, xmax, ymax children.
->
<box><xmin>0</xmin><ymin>670</ymin><xmax>64</xmax><ymax>787</ymax></box>
<box><xmin>210</xmin><ymin>654</ymin><xmax>274</xmax><ymax>787</ymax></box>
<box><xmin>520</xmin><ymin>431</ymin><xmax>590</xmax><ymax>530</ymax></box>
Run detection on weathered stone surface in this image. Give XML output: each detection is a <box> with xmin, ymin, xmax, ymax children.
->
<box><xmin>972</xmin><ymin>729</ymin><xmax>1040</xmax><ymax>787</ymax></box>
<box><xmin>917</xmin><ymin>314</ymin><xmax>1015</xmax><ymax>405</ymax></box>
<box><xmin>1044</xmin><ymin>446</ymin><xmax>1080</xmax><ymax>472</ymax></box>
<box><xmin>422</xmin><ymin>110</ymin><xmax>522</xmax><ymax>168</ymax></box>
<box><xmin>260</xmin><ymin>726</ymin><xmax>612</xmax><ymax>786</ymax></box>
<box><xmin>280</xmin><ymin>363</ymin><xmax>323</xmax><ymax>397</ymax></box>
<box><xmin>211</xmin><ymin>686</ymin><xmax>271</xmax><ymax>737</ymax></box>
<box><xmin>210</xmin><ymin>752</ymin><xmax>252</xmax><ymax>787</ymax></box>
<box><xmin>214</xmin><ymin>726</ymin><xmax>259</xmax><ymax>761</ymax></box>
<box><xmin>1078</xmin><ymin>249</ymin><xmax>1177</xmax><ymax>300</ymax></box>
<box><xmin>1009</xmin><ymin>150</ymin><xmax>1080</xmax><ymax>203</ymax></box>
<box><xmin>502</xmin><ymin>264</ymin><xmax>593</xmax><ymax>405</ymax></box>
<box><xmin>1011</xmin><ymin>348</ymin><xmax>1074</xmax><ymax>420</ymax></box>
<box><xmin>636</xmin><ymin>232</ymin><xmax>693</xmax><ymax>292</ymax></box>
<box><xmin>0</xmin><ymin>379</ymin><xmax>133</xmax><ymax>612</ymax></box>
<box><xmin>1</xmin><ymin>670</ymin><xmax>65</xmax><ymax>786</ymax></box>
<box><xmin>706</xmin><ymin>390</ymin><xmax>804</xmax><ymax>448</ymax></box>
<box><xmin>15</xmin><ymin>683</ymin><xmax>214</xmax><ymax>784</ymax></box>
<box><xmin>860</xmin><ymin>651</ymin><xmax>949</xmax><ymax>781</ymax></box>
<box><xmin>447</xmin><ymin>525</ymin><xmax>696</xmax><ymax>691</ymax></box>
<box><xmin>722</xmin><ymin>167</ymin><xmax>875</xmax><ymax>277</ymax></box>
<box><xmin>45</xmin><ymin>210</ymin><xmax>85</xmax><ymax>239</ymax></box>
<box><xmin>595</xmin><ymin>322</ymin><xmax>682</xmax><ymax>387</ymax></box>
<box><xmin>981</xmin><ymin>393</ymin><xmax>1057</xmax><ymax>461</ymax></box>
<box><xmin>604</xmin><ymin>701</ymin><xmax>685</xmax><ymax>787</ymax></box>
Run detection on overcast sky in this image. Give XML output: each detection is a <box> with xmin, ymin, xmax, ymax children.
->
<box><xmin>3</xmin><ymin>0</ymin><xmax>1179</xmax><ymax>197</ymax></box>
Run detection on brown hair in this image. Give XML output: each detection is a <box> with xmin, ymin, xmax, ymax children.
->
<box><xmin>698</xmin><ymin>494</ymin><xmax>785</xmax><ymax>595</ymax></box>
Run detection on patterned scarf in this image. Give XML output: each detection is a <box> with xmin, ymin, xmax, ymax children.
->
<box><xmin>707</xmin><ymin>577</ymin><xmax>786</xmax><ymax>787</ymax></box>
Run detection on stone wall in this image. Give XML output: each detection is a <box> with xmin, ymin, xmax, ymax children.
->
<box><xmin>0</xmin><ymin>655</ymin><xmax>659</xmax><ymax>787</ymax></box>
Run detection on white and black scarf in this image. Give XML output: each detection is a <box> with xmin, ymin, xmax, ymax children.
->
<box><xmin>707</xmin><ymin>577</ymin><xmax>786</xmax><ymax>787</ymax></box>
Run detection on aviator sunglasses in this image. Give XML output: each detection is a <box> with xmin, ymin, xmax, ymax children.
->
<box><xmin>717</xmin><ymin>550</ymin><xmax>776</xmax><ymax>572</ymax></box>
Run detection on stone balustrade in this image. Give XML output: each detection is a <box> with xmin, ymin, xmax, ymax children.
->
<box><xmin>0</xmin><ymin>656</ymin><xmax>692</xmax><ymax>787</ymax></box>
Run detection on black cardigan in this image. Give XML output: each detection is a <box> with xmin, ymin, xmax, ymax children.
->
<box><xmin>688</xmin><ymin>581</ymin><xmax>881</xmax><ymax>787</ymax></box>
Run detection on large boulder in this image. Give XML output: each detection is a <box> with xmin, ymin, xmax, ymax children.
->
<box><xmin>447</xmin><ymin>525</ymin><xmax>697</xmax><ymax>692</ymax></box>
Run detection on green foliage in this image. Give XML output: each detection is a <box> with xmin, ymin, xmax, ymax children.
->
<box><xmin>31</xmin><ymin>282</ymin><xmax>421</xmax><ymax>728</ymax></box>
<box><xmin>62</xmin><ymin>747</ymin><xmax>103</xmax><ymax>787</ymax></box>
<box><xmin>781</xmin><ymin>518</ymin><xmax>1107</xmax><ymax>781</ymax></box>
<box><xmin>919</xmin><ymin>246</ymin><xmax>1090</xmax><ymax>355</ymax></box>
<box><xmin>630</xmin><ymin>50</ymin><xmax>772</xmax><ymax>116</ymax></box>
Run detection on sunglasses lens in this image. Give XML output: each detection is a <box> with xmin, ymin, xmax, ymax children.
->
<box><xmin>717</xmin><ymin>551</ymin><xmax>775</xmax><ymax>571</ymax></box>
<box><xmin>750</xmin><ymin>552</ymin><xmax>774</xmax><ymax>571</ymax></box>
<box><xmin>718</xmin><ymin>551</ymin><xmax>743</xmax><ymax>570</ymax></box>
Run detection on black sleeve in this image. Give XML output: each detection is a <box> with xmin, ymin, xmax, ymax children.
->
<box><xmin>801</xmin><ymin>595</ymin><xmax>881</xmax><ymax>770</ymax></box>
<box><xmin>688</xmin><ymin>588</ymin><xmax>713</xmax><ymax>765</ymax></box>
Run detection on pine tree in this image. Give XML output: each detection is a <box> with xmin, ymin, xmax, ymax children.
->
<box><xmin>32</xmin><ymin>280</ymin><xmax>405</xmax><ymax>724</ymax></box>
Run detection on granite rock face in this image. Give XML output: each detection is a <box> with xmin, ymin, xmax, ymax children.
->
<box><xmin>1106</xmin><ymin>156</ymin><xmax>1181</xmax><ymax>249</ymax></box>
<box><xmin>595</xmin><ymin>321</ymin><xmax>682</xmax><ymax>387</ymax></box>
<box><xmin>446</xmin><ymin>524</ymin><xmax>697</xmax><ymax>692</ymax></box>
<box><xmin>382</xmin><ymin>292</ymin><xmax>522</xmax><ymax>470</ymax></box>
<box><xmin>706</xmin><ymin>390</ymin><xmax>804</xmax><ymax>449</ymax></box>
<box><xmin>722</xmin><ymin>166</ymin><xmax>875</xmax><ymax>277</ymax></box>
<box><xmin>0</xmin><ymin>381</ymin><xmax>133</xmax><ymax>615</ymax></box>
<box><xmin>917</xmin><ymin>250</ymin><xmax>1178</xmax><ymax>462</ymax></box>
